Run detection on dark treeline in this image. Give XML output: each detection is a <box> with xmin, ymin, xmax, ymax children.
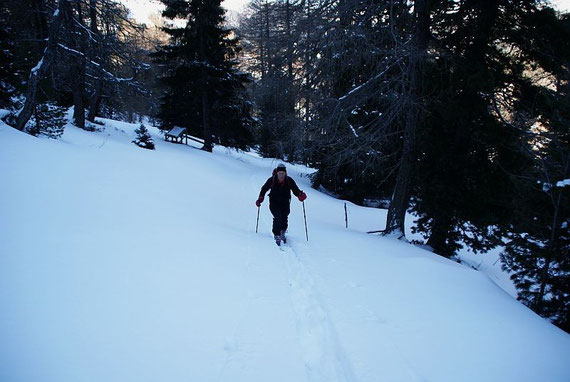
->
<box><xmin>0</xmin><ymin>0</ymin><xmax>568</xmax><ymax>331</ymax></box>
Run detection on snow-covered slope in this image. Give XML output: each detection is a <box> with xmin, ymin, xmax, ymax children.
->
<box><xmin>1</xmin><ymin>118</ymin><xmax>569</xmax><ymax>382</ymax></box>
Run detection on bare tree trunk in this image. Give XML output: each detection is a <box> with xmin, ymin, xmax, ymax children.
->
<box><xmin>385</xmin><ymin>100</ymin><xmax>417</xmax><ymax>237</ymax></box>
<box><xmin>198</xmin><ymin>8</ymin><xmax>212</xmax><ymax>153</ymax></box>
<box><xmin>535</xmin><ymin>153</ymin><xmax>570</xmax><ymax>313</ymax></box>
<box><xmin>32</xmin><ymin>0</ymin><xmax>48</xmax><ymax>40</ymax></box>
<box><xmin>87</xmin><ymin>78</ymin><xmax>103</xmax><ymax>122</ymax></box>
<box><xmin>264</xmin><ymin>1</ymin><xmax>271</xmax><ymax>76</ymax></box>
<box><xmin>69</xmin><ymin>1</ymin><xmax>86</xmax><ymax>129</ymax></box>
<box><xmin>258</xmin><ymin>4</ymin><xmax>266</xmax><ymax>82</ymax></box>
<box><xmin>72</xmin><ymin>62</ymin><xmax>86</xmax><ymax>128</ymax></box>
<box><xmin>286</xmin><ymin>0</ymin><xmax>293</xmax><ymax>80</ymax></box>
<box><xmin>304</xmin><ymin>0</ymin><xmax>312</xmax><ymax>128</ymax></box>
<box><xmin>385</xmin><ymin>0</ymin><xmax>430</xmax><ymax>237</ymax></box>
<box><xmin>201</xmin><ymin>90</ymin><xmax>213</xmax><ymax>152</ymax></box>
<box><xmin>87</xmin><ymin>0</ymin><xmax>102</xmax><ymax>123</ymax></box>
<box><xmin>426</xmin><ymin>213</ymin><xmax>454</xmax><ymax>257</ymax></box>
<box><xmin>15</xmin><ymin>0</ymin><xmax>67</xmax><ymax>131</ymax></box>
<box><xmin>89</xmin><ymin>0</ymin><xmax>97</xmax><ymax>32</ymax></box>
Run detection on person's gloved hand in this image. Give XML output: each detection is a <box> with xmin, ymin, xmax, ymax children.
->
<box><xmin>298</xmin><ymin>192</ymin><xmax>307</xmax><ymax>202</ymax></box>
<box><xmin>255</xmin><ymin>197</ymin><xmax>264</xmax><ymax>207</ymax></box>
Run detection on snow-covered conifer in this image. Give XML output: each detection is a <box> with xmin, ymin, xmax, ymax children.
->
<box><xmin>132</xmin><ymin>124</ymin><xmax>155</xmax><ymax>150</ymax></box>
<box><xmin>27</xmin><ymin>102</ymin><xmax>66</xmax><ymax>139</ymax></box>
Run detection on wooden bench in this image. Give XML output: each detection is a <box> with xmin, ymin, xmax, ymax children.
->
<box><xmin>165</xmin><ymin>126</ymin><xmax>187</xmax><ymax>144</ymax></box>
<box><xmin>165</xmin><ymin>127</ymin><xmax>206</xmax><ymax>147</ymax></box>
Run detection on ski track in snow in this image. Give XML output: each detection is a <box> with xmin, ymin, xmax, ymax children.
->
<box><xmin>253</xmin><ymin>175</ymin><xmax>356</xmax><ymax>382</ymax></box>
<box><xmin>280</xmin><ymin>242</ymin><xmax>357</xmax><ymax>382</ymax></box>
<box><xmin>214</xmin><ymin>239</ymin><xmax>256</xmax><ymax>382</ymax></box>
<box><xmin>253</xmin><ymin>170</ymin><xmax>356</xmax><ymax>382</ymax></box>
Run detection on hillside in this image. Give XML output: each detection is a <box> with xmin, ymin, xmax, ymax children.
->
<box><xmin>1</xmin><ymin>117</ymin><xmax>569</xmax><ymax>382</ymax></box>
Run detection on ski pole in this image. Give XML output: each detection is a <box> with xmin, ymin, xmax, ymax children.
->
<box><xmin>302</xmin><ymin>201</ymin><xmax>308</xmax><ymax>241</ymax></box>
<box><xmin>256</xmin><ymin>206</ymin><xmax>260</xmax><ymax>233</ymax></box>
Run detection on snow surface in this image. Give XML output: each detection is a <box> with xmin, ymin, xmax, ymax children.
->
<box><xmin>1</xmin><ymin>116</ymin><xmax>569</xmax><ymax>382</ymax></box>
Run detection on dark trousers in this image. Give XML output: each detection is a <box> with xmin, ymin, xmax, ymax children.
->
<box><xmin>269</xmin><ymin>202</ymin><xmax>290</xmax><ymax>236</ymax></box>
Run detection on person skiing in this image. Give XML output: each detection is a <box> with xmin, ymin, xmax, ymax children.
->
<box><xmin>256</xmin><ymin>164</ymin><xmax>307</xmax><ymax>245</ymax></box>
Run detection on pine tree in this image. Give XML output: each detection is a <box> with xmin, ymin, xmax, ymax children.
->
<box><xmin>132</xmin><ymin>124</ymin><xmax>155</xmax><ymax>150</ymax></box>
<box><xmin>154</xmin><ymin>0</ymin><xmax>253</xmax><ymax>152</ymax></box>
<box><xmin>500</xmin><ymin>7</ymin><xmax>570</xmax><ymax>333</ymax></box>
<box><xmin>26</xmin><ymin>102</ymin><xmax>64</xmax><ymax>138</ymax></box>
<box><xmin>411</xmin><ymin>0</ymin><xmax>517</xmax><ymax>255</ymax></box>
<box><xmin>409</xmin><ymin>1</ymin><xmax>556</xmax><ymax>257</ymax></box>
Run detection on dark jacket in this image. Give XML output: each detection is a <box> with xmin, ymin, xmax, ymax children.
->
<box><xmin>259</xmin><ymin>175</ymin><xmax>302</xmax><ymax>205</ymax></box>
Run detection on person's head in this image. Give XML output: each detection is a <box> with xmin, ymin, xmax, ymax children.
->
<box><xmin>276</xmin><ymin>164</ymin><xmax>286</xmax><ymax>181</ymax></box>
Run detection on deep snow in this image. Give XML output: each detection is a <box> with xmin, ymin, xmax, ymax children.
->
<box><xmin>1</xmin><ymin>117</ymin><xmax>569</xmax><ymax>382</ymax></box>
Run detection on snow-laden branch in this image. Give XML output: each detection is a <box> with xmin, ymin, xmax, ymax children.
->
<box><xmin>72</xmin><ymin>17</ymin><xmax>98</xmax><ymax>44</ymax></box>
<box><xmin>31</xmin><ymin>58</ymin><xmax>45</xmax><ymax>75</ymax></box>
<box><xmin>338</xmin><ymin>57</ymin><xmax>404</xmax><ymax>103</ymax></box>
<box><xmin>348</xmin><ymin>123</ymin><xmax>359</xmax><ymax>138</ymax></box>
<box><xmin>57</xmin><ymin>43</ymin><xmax>135</xmax><ymax>83</ymax></box>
